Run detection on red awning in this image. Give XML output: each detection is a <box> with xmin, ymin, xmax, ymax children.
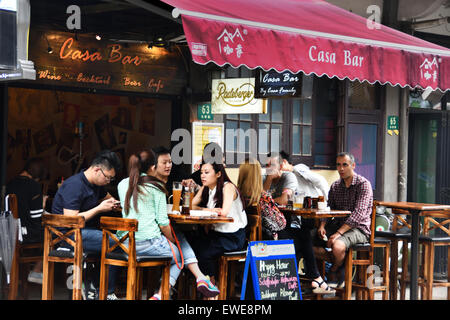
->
<box><xmin>162</xmin><ymin>0</ymin><xmax>450</xmax><ymax>91</ymax></box>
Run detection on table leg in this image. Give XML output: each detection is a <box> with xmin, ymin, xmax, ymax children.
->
<box><xmin>410</xmin><ymin>211</ymin><xmax>420</xmax><ymax>300</ymax></box>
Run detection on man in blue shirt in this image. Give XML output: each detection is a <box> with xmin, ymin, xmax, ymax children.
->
<box><xmin>52</xmin><ymin>150</ymin><xmax>121</xmax><ymax>300</ymax></box>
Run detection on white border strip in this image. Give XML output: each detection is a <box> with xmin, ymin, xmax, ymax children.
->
<box><xmin>190</xmin><ymin>58</ymin><xmax>448</xmax><ymax>93</ymax></box>
<box><xmin>172</xmin><ymin>8</ymin><xmax>450</xmax><ymax>57</ymax></box>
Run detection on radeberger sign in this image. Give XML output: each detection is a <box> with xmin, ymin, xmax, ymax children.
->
<box><xmin>211</xmin><ymin>78</ymin><xmax>266</xmax><ymax>114</ymax></box>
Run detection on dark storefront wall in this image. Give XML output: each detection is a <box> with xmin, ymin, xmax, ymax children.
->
<box><xmin>6</xmin><ymin>28</ymin><xmax>187</xmax><ymax>196</ymax></box>
<box><xmin>408</xmin><ymin>108</ymin><xmax>450</xmax><ymax>277</ymax></box>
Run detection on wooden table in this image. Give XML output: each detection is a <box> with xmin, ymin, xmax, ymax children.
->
<box><xmin>168</xmin><ymin>213</ymin><xmax>234</xmax><ymax>224</ymax></box>
<box><xmin>280</xmin><ymin>207</ymin><xmax>351</xmax><ymax>219</ymax></box>
<box><xmin>375</xmin><ymin>201</ymin><xmax>450</xmax><ymax>300</ymax></box>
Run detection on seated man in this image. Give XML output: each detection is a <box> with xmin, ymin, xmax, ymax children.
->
<box><xmin>51</xmin><ymin>150</ymin><xmax>122</xmax><ymax>300</ymax></box>
<box><xmin>313</xmin><ymin>152</ymin><xmax>373</xmax><ymax>287</ymax></box>
<box><xmin>278</xmin><ymin>150</ymin><xmax>330</xmax><ymax>200</ymax></box>
<box><xmin>263</xmin><ymin>152</ymin><xmax>334</xmax><ymax>294</ymax></box>
<box><xmin>6</xmin><ymin>157</ymin><xmax>48</xmax><ymax>284</ymax></box>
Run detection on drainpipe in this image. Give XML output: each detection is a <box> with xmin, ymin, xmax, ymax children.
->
<box><xmin>398</xmin><ymin>88</ymin><xmax>409</xmax><ymax>201</ymax></box>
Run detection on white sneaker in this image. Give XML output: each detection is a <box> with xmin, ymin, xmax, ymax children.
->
<box><xmin>107</xmin><ymin>293</ymin><xmax>119</xmax><ymax>300</ymax></box>
<box><xmin>27</xmin><ymin>271</ymin><xmax>43</xmax><ymax>284</ymax></box>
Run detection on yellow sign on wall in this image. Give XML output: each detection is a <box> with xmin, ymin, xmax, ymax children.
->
<box><xmin>211</xmin><ymin>78</ymin><xmax>266</xmax><ymax>114</ymax></box>
<box><xmin>192</xmin><ymin>122</ymin><xmax>224</xmax><ymax>172</ymax></box>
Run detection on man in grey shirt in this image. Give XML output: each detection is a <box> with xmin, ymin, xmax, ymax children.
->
<box><xmin>263</xmin><ymin>153</ymin><xmax>298</xmax><ymax>204</ymax></box>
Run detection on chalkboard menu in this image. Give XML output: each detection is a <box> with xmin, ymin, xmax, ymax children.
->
<box><xmin>254</xmin><ymin>70</ymin><xmax>302</xmax><ymax>98</ymax></box>
<box><xmin>241</xmin><ymin>240</ymin><xmax>302</xmax><ymax>300</ymax></box>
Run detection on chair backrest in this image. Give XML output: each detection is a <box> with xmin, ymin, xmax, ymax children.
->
<box><xmin>42</xmin><ymin>213</ymin><xmax>85</xmax><ymax>252</ymax></box>
<box><xmin>245</xmin><ymin>205</ymin><xmax>262</xmax><ymax>241</ymax></box>
<box><xmin>7</xmin><ymin>194</ymin><xmax>19</xmax><ymax>219</ymax></box>
<box><xmin>422</xmin><ymin>211</ymin><xmax>450</xmax><ymax>236</ymax></box>
<box><xmin>99</xmin><ymin>216</ymin><xmax>139</xmax><ymax>262</ymax></box>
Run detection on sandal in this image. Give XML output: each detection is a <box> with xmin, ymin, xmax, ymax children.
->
<box><xmin>311</xmin><ymin>280</ymin><xmax>336</xmax><ymax>294</ymax></box>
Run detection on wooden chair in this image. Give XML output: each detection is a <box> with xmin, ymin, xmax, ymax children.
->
<box><xmin>339</xmin><ymin>203</ymin><xmax>390</xmax><ymax>300</ymax></box>
<box><xmin>98</xmin><ymin>216</ymin><xmax>172</xmax><ymax>300</ymax></box>
<box><xmin>375</xmin><ymin>208</ymin><xmax>412</xmax><ymax>300</ymax></box>
<box><xmin>41</xmin><ymin>213</ymin><xmax>86</xmax><ymax>300</ymax></box>
<box><xmin>419</xmin><ymin>212</ymin><xmax>450</xmax><ymax>300</ymax></box>
<box><xmin>217</xmin><ymin>206</ymin><xmax>262</xmax><ymax>300</ymax></box>
<box><xmin>6</xmin><ymin>194</ymin><xmax>44</xmax><ymax>300</ymax></box>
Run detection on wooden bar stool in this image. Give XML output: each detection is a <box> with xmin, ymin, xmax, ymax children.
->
<box><xmin>419</xmin><ymin>212</ymin><xmax>450</xmax><ymax>300</ymax></box>
<box><xmin>217</xmin><ymin>206</ymin><xmax>261</xmax><ymax>300</ymax></box>
<box><xmin>338</xmin><ymin>205</ymin><xmax>389</xmax><ymax>300</ymax></box>
<box><xmin>98</xmin><ymin>216</ymin><xmax>172</xmax><ymax>300</ymax></box>
<box><xmin>41</xmin><ymin>213</ymin><xmax>86</xmax><ymax>300</ymax></box>
<box><xmin>6</xmin><ymin>194</ymin><xmax>43</xmax><ymax>300</ymax></box>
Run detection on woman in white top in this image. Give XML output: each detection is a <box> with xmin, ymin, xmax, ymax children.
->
<box><xmin>191</xmin><ymin>161</ymin><xmax>247</xmax><ymax>283</ymax></box>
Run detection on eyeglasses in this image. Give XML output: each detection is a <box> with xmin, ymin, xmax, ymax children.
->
<box><xmin>99</xmin><ymin>168</ymin><xmax>115</xmax><ymax>182</ymax></box>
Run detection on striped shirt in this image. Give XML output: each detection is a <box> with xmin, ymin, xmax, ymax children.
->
<box><xmin>327</xmin><ymin>173</ymin><xmax>373</xmax><ymax>236</ymax></box>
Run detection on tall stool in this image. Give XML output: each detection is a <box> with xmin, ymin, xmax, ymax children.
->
<box><xmin>419</xmin><ymin>212</ymin><xmax>450</xmax><ymax>300</ymax></box>
<box><xmin>6</xmin><ymin>194</ymin><xmax>43</xmax><ymax>300</ymax></box>
<box><xmin>217</xmin><ymin>206</ymin><xmax>262</xmax><ymax>300</ymax></box>
<box><xmin>42</xmin><ymin>213</ymin><xmax>87</xmax><ymax>300</ymax></box>
<box><xmin>98</xmin><ymin>216</ymin><xmax>172</xmax><ymax>300</ymax></box>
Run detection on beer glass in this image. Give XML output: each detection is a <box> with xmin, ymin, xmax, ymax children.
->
<box><xmin>172</xmin><ymin>182</ymin><xmax>182</xmax><ymax>212</ymax></box>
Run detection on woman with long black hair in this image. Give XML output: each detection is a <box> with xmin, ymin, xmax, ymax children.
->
<box><xmin>117</xmin><ymin>149</ymin><xmax>219</xmax><ymax>300</ymax></box>
<box><xmin>191</xmin><ymin>161</ymin><xmax>248</xmax><ymax>287</ymax></box>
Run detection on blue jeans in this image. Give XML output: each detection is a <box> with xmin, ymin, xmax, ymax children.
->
<box><xmin>133</xmin><ymin>231</ymin><xmax>198</xmax><ymax>287</ymax></box>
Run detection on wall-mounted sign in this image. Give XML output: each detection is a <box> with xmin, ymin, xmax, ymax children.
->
<box><xmin>387</xmin><ymin>115</ymin><xmax>399</xmax><ymax>136</ymax></box>
<box><xmin>211</xmin><ymin>78</ymin><xmax>266</xmax><ymax>114</ymax></box>
<box><xmin>0</xmin><ymin>0</ymin><xmax>17</xmax><ymax>11</ymax></box>
<box><xmin>29</xmin><ymin>30</ymin><xmax>187</xmax><ymax>94</ymax></box>
<box><xmin>197</xmin><ymin>103</ymin><xmax>213</xmax><ymax>120</ymax></box>
<box><xmin>255</xmin><ymin>71</ymin><xmax>302</xmax><ymax>98</ymax></box>
<box><xmin>192</xmin><ymin>122</ymin><xmax>224</xmax><ymax>172</ymax></box>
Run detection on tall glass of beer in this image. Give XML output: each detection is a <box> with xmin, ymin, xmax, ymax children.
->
<box><xmin>172</xmin><ymin>182</ymin><xmax>182</xmax><ymax>212</ymax></box>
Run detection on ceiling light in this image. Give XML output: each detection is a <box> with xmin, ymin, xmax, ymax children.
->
<box><xmin>95</xmin><ymin>34</ymin><xmax>102</xmax><ymax>41</ymax></box>
<box><xmin>47</xmin><ymin>46</ymin><xmax>53</xmax><ymax>54</ymax></box>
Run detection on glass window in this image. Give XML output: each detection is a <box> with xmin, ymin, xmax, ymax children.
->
<box><xmin>347</xmin><ymin>123</ymin><xmax>377</xmax><ymax>189</ymax></box>
<box><xmin>348</xmin><ymin>81</ymin><xmax>379</xmax><ymax>110</ymax></box>
<box><xmin>271</xmin><ymin>99</ymin><xmax>283</xmax><ymax>122</ymax></box>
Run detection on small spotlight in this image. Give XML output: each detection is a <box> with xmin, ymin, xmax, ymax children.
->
<box><xmin>147</xmin><ymin>43</ymin><xmax>153</xmax><ymax>49</ymax></box>
<box><xmin>47</xmin><ymin>46</ymin><xmax>53</xmax><ymax>54</ymax></box>
<box><xmin>95</xmin><ymin>34</ymin><xmax>102</xmax><ymax>41</ymax></box>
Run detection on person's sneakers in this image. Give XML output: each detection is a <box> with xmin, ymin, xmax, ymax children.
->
<box><xmin>82</xmin><ymin>282</ymin><xmax>98</xmax><ymax>300</ymax></box>
<box><xmin>27</xmin><ymin>271</ymin><xmax>43</xmax><ymax>284</ymax></box>
<box><xmin>107</xmin><ymin>293</ymin><xmax>119</xmax><ymax>300</ymax></box>
<box><xmin>196</xmin><ymin>276</ymin><xmax>220</xmax><ymax>298</ymax></box>
<box><xmin>149</xmin><ymin>293</ymin><xmax>161</xmax><ymax>300</ymax></box>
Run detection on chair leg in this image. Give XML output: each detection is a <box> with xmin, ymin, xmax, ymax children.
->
<box><xmin>389</xmin><ymin>240</ymin><xmax>398</xmax><ymax>300</ymax></box>
<box><xmin>217</xmin><ymin>257</ymin><xmax>228</xmax><ymax>300</ymax></box>
<box><xmin>42</xmin><ymin>260</ymin><xmax>54</xmax><ymax>300</ymax></box>
<box><xmin>400</xmin><ymin>240</ymin><xmax>408</xmax><ymax>300</ymax></box>
<box><xmin>72</xmin><ymin>262</ymin><xmax>83</xmax><ymax>300</ymax></box>
<box><xmin>425</xmin><ymin>243</ymin><xmax>435</xmax><ymax>300</ymax></box>
<box><xmin>160</xmin><ymin>263</ymin><xmax>171</xmax><ymax>300</ymax></box>
<box><xmin>99</xmin><ymin>262</ymin><xmax>109</xmax><ymax>300</ymax></box>
<box><xmin>7</xmin><ymin>249</ymin><xmax>20</xmax><ymax>300</ymax></box>
<box><xmin>344</xmin><ymin>251</ymin><xmax>353</xmax><ymax>300</ymax></box>
<box><xmin>136</xmin><ymin>267</ymin><xmax>143</xmax><ymax>300</ymax></box>
<box><xmin>126</xmin><ymin>265</ymin><xmax>137</xmax><ymax>300</ymax></box>
<box><xmin>383</xmin><ymin>245</ymin><xmax>390</xmax><ymax>300</ymax></box>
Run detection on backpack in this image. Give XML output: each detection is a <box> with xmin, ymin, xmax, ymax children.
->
<box><xmin>258</xmin><ymin>191</ymin><xmax>287</xmax><ymax>239</ymax></box>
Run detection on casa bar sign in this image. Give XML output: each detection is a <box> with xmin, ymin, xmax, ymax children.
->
<box><xmin>29</xmin><ymin>30</ymin><xmax>187</xmax><ymax>95</ymax></box>
<box><xmin>211</xmin><ymin>78</ymin><xmax>266</xmax><ymax>114</ymax></box>
<box><xmin>255</xmin><ymin>71</ymin><xmax>302</xmax><ymax>98</ymax></box>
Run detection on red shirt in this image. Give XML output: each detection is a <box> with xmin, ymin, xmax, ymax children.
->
<box><xmin>327</xmin><ymin>173</ymin><xmax>373</xmax><ymax>236</ymax></box>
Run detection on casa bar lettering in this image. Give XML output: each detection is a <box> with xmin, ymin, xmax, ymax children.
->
<box><xmin>308</xmin><ymin>45</ymin><xmax>364</xmax><ymax>67</ymax></box>
<box><xmin>60</xmin><ymin>37</ymin><xmax>142</xmax><ymax>66</ymax></box>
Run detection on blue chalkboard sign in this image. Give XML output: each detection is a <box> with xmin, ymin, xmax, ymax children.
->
<box><xmin>241</xmin><ymin>240</ymin><xmax>302</xmax><ymax>300</ymax></box>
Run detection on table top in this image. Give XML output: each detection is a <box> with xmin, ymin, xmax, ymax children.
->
<box><xmin>375</xmin><ymin>201</ymin><xmax>450</xmax><ymax>212</ymax></box>
<box><xmin>279</xmin><ymin>207</ymin><xmax>351</xmax><ymax>219</ymax></box>
<box><xmin>168</xmin><ymin>213</ymin><xmax>234</xmax><ymax>224</ymax></box>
